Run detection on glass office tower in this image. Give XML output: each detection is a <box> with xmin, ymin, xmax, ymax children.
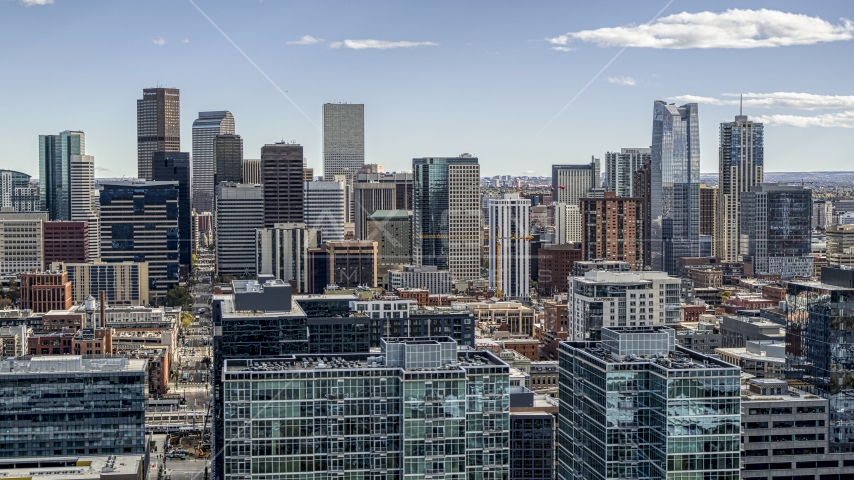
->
<box><xmin>650</xmin><ymin>102</ymin><xmax>700</xmax><ymax>275</ymax></box>
<box><xmin>39</xmin><ymin>130</ymin><xmax>85</xmax><ymax>220</ymax></box>
<box><xmin>557</xmin><ymin>326</ymin><xmax>740</xmax><ymax>480</ymax></box>
<box><xmin>218</xmin><ymin>337</ymin><xmax>509</xmax><ymax>480</ymax></box>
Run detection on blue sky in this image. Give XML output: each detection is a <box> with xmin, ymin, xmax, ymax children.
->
<box><xmin>1</xmin><ymin>0</ymin><xmax>852</xmax><ymax>178</ymax></box>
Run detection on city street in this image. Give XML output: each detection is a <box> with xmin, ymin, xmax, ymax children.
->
<box><xmin>149</xmin><ymin>434</ymin><xmax>210</xmax><ymax>480</ymax></box>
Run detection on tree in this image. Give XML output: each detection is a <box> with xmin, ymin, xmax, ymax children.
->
<box><xmin>181</xmin><ymin>312</ymin><xmax>194</xmax><ymax>329</ymax></box>
<box><xmin>6</xmin><ymin>278</ymin><xmax>20</xmax><ymax>305</ymax></box>
<box><xmin>165</xmin><ymin>285</ymin><xmax>194</xmax><ymax>311</ymax></box>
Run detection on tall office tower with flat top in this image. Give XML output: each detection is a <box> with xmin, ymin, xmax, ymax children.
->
<box><xmin>413</xmin><ymin>155</ymin><xmax>481</xmax><ymax>283</ymax></box>
<box><xmin>262</xmin><ymin>143</ymin><xmax>305</xmax><ymax>227</ymax></box>
<box><xmin>70</xmin><ymin>154</ymin><xmax>100</xmax><ymax>260</ymax></box>
<box><xmin>137</xmin><ymin>88</ymin><xmax>180</xmax><ymax>181</ymax></box>
<box><xmin>213</xmin><ymin>134</ymin><xmax>243</xmax><ymax>186</ymax></box>
<box><xmin>152</xmin><ymin>152</ymin><xmax>191</xmax><ymax>266</ymax></box>
<box><xmin>323</xmin><ymin>103</ymin><xmax>364</xmax><ymax>221</ymax></box>
<box><xmin>604</xmin><ymin>148</ymin><xmax>651</xmax><ymax>197</ymax></box>
<box><xmin>552</xmin><ymin>160</ymin><xmax>598</xmax><ymax>205</ymax></box>
<box><xmin>39</xmin><ymin>130</ymin><xmax>84</xmax><ymax>221</ymax></box>
<box><xmin>651</xmin><ymin>101</ymin><xmax>700</xmax><ymax>275</ymax></box>
<box><xmin>240</xmin><ymin>158</ymin><xmax>261</xmax><ymax>184</ymax></box>
<box><xmin>488</xmin><ymin>194</ymin><xmax>531</xmax><ymax>301</ymax></box>
<box><xmin>715</xmin><ymin>113</ymin><xmax>763</xmax><ymax>262</ymax></box>
<box><xmin>192</xmin><ymin>111</ymin><xmax>235</xmax><ymax>212</ymax></box>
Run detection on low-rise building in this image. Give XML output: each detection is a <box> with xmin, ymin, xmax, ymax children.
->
<box><xmin>388</xmin><ymin>265</ymin><xmax>452</xmax><ymax>294</ymax></box>
<box><xmin>719</xmin><ymin>311</ymin><xmax>785</xmax><ymax>348</ymax></box>
<box><xmin>674</xmin><ymin>322</ymin><xmax>721</xmax><ymax>355</ymax></box>
<box><xmin>19</xmin><ymin>270</ymin><xmax>72</xmax><ymax>313</ymax></box>
<box><xmin>570</xmin><ymin>259</ymin><xmax>631</xmax><ymax>277</ymax></box>
<box><xmin>715</xmin><ymin>340</ymin><xmax>786</xmax><ymax>378</ymax></box>
<box><xmin>529</xmin><ymin>361</ymin><xmax>558</xmax><ymax>391</ymax></box>
<box><xmin>0</xmin><ymin>325</ymin><xmax>28</xmax><ymax>357</ymax></box>
<box><xmin>469</xmin><ymin>301</ymin><xmax>535</xmax><ymax>336</ymax></box>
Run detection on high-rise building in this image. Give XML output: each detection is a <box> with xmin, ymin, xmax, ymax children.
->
<box><xmin>353</xmin><ymin>172</ymin><xmax>413</xmax><ymax>239</ymax></box>
<box><xmin>213</xmin><ymin>133</ymin><xmax>243</xmax><ymax>187</ymax></box>
<box><xmin>488</xmin><ymin>193</ymin><xmax>531</xmax><ymax>301</ymax></box>
<box><xmin>43</xmin><ymin>221</ymin><xmax>88</xmax><ymax>267</ymax></box>
<box><xmin>152</xmin><ymin>152</ymin><xmax>191</xmax><ymax>266</ymax></box>
<box><xmin>568</xmin><ymin>270</ymin><xmax>682</xmax><ymax>340</ymax></box>
<box><xmin>241</xmin><ymin>158</ymin><xmax>261</xmax><ymax>184</ymax></box>
<box><xmin>604</xmin><ymin>147</ymin><xmax>651</xmax><ymax>196</ymax></box>
<box><xmin>137</xmin><ymin>87</ymin><xmax>180</xmax><ymax>181</ymax></box>
<box><xmin>324</xmin><ymin>103</ymin><xmax>365</xmax><ymax>223</ymax></box>
<box><xmin>0</xmin><ymin>356</ymin><xmax>146</xmax><ymax>458</ymax></box>
<box><xmin>537</xmin><ymin>243</ymin><xmax>583</xmax><ymax>294</ymax></box>
<box><xmin>554</xmin><ymin>202</ymin><xmax>581</xmax><ymax>244</ymax></box>
<box><xmin>99</xmin><ymin>181</ymin><xmax>179</xmax><ymax>298</ymax></box>
<box><xmin>510</xmin><ymin>412</ymin><xmax>555</xmax><ymax>480</ymax></box>
<box><xmin>70</xmin><ymin>154</ymin><xmax>100</xmax><ymax>259</ymax></box>
<box><xmin>304</xmin><ymin>180</ymin><xmax>346</xmax><ymax>241</ymax></box>
<box><xmin>255</xmin><ymin>223</ymin><xmax>320</xmax><ymax>292</ymax></box>
<box><xmin>813</xmin><ymin>199</ymin><xmax>834</xmax><ymax>231</ymax></box>
<box><xmin>192</xmin><ymin>111</ymin><xmax>235</xmax><ymax>212</ymax></box>
<box><xmin>0</xmin><ymin>211</ymin><xmax>47</xmax><ymax>275</ymax></box>
<box><xmin>581</xmin><ymin>192</ymin><xmax>643</xmax><ymax>269</ymax></box>
<box><xmin>632</xmin><ymin>160</ymin><xmax>652</xmax><ymax>268</ymax></box>
<box><xmin>552</xmin><ymin>160</ymin><xmax>598</xmax><ymax>205</ymax></box>
<box><xmin>787</xmin><ymin>267</ymin><xmax>854</xmax><ymax>448</ymax></box>
<box><xmin>39</xmin><ymin>130</ymin><xmax>84</xmax><ymax>220</ymax></box>
<box><xmin>217</xmin><ymin>335</ymin><xmax>509</xmax><ymax>480</ymax></box>
<box><xmin>740</xmin><ymin>183</ymin><xmax>813</xmax><ymax>278</ymax></box>
<box><xmin>325</xmin><ymin>240</ymin><xmax>378</xmax><ymax>288</ymax></box>
<box><xmin>215</xmin><ymin>182</ymin><xmax>264</xmax><ymax>277</ymax></box>
<box><xmin>367</xmin><ymin>209</ymin><xmax>413</xmax><ymax>287</ymax></box>
<box><xmin>261</xmin><ymin>142</ymin><xmax>304</xmax><ymax>227</ymax></box>
<box><xmin>0</xmin><ymin>170</ymin><xmax>39</xmax><ymax>212</ymax></box>
<box><xmin>650</xmin><ymin>101</ymin><xmax>700</xmax><ymax>275</ymax></box>
<box><xmin>413</xmin><ymin>156</ymin><xmax>481</xmax><ymax>283</ymax></box>
<box><xmin>826</xmin><ymin>224</ymin><xmax>854</xmax><ymax>267</ymax></box>
<box><xmin>699</xmin><ymin>183</ymin><xmax>717</xmax><ymax>237</ymax></box>
<box><xmin>557</xmin><ymin>326</ymin><xmax>740</xmax><ymax>480</ymax></box>
<box><xmin>52</xmin><ymin>259</ymin><xmax>150</xmax><ymax>306</ymax></box>
<box><xmin>716</xmin><ymin>113</ymin><xmax>764</xmax><ymax>261</ymax></box>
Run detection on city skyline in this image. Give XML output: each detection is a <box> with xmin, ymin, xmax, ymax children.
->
<box><xmin>2</xmin><ymin>2</ymin><xmax>853</xmax><ymax>178</ymax></box>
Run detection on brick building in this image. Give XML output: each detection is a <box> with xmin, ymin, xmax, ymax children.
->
<box><xmin>19</xmin><ymin>271</ymin><xmax>72</xmax><ymax>313</ymax></box>
<box><xmin>537</xmin><ymin>243</ymin><xmax>582</xmax><ymax>294</ymax></box>
<box><xmin>580</xmin><ymin>192</ymin><xmax>643</xmax><ymax>270</ymax></box>
<box><xmin>43</xmin><ymin>221</ymin><xmax>88</xmax><ymax>268</ymax></box>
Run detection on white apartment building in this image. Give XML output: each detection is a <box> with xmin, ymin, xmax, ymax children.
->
<box><xmin>554</xmin><ymin>202</ymin><xmax>581</xmax><ymax>244</ymax></box>
<box><xmin>350</xmin><ymin>297</ymin><xmax>417</xmax><ymax>319</ymax></box>
<box><xmin>70</xmin><ymin>154</ymin><xmax>100</xmax><ymax>259</ymax></box>
<box><xmin>256</xmin><ymin>223</ymin><xmax>321</xmax><ymax>293</ymax></box>
<box><xmin>488</xmin><ymin>193</ymin><xmax>531</xmax><ymax>301</ymax></box>
<box><xmin>0</xmin><ymin>212</ymin><xmax>46</xmax><ymax>275</ymax></box>
<box><xmin>388</xmin><ymin>265</ymin><xmax>452</xmax><ymax>294</ymax></box>
<box><xmin>568</xmin><ymin>270</ymin><xmax>682</xmax><ymax>341</ymax></box>
<box><xmin>304</xmin><ymin>180</ymin><xmax>346</xmax><ymax>241</ymax></box>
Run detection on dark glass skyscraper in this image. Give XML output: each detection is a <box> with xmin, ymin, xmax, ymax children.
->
<box><xmin>213</xmin><ymin>134</ymin><xmax>243</xmax><ymax>186</ymax></box>
<box><xmin>651</xmin><ymin>101</ymin><xmax>700</xmax><ymax>275</ymax></box>
<box><xmin>39</xmin><ymin>130</ymin><xmax>84</xmax><ymax>220</ymax></box>
<box><xmin>261</xmin><ymin>142</ymin><xmax>305</xmax><ymax>227</ymax></box>
<box><xmin>152</xmin><ymin>152</ymin><xmax>191</xmax><ymax>266</ymax></box>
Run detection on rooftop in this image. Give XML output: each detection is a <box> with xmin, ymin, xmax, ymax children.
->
<box><xmin>225</xmin><ymin>350</ymin><xmax>503</xmax><ymax>373</ymax></box>
<box><xmin>0</xmin><ymin>455</ymin><xmax>143</xmax><ymax>480</ymax></box>
<box><xmin>0</xmin><ymin>356</ymin><xmax>146</xmax><ymax>375</ymax></box>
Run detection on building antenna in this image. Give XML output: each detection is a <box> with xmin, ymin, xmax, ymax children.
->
<box><xmin>740</xmin><ymin>93</ymin><xmax>743</xmax><ymax>116</ymax></box>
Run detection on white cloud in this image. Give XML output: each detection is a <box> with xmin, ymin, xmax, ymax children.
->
<box><xmin>606</xmin><ymin>76</ymin><xmax>636</xmax><ymax>86</ymax></box>
<box><xmin>21</xmin><ymin>0</ymin><xmax>53</xmax><ymax>5</ymax></box>
<box><xmin>549</xmin><ymin>9</ymin><xmax>854</xmax><ymax>49</ymax></box>
<box><xmin>551</xmin><ymin>46</ymin><xmax>575</xmax><ymax>52</ymax></box>
<box><xmin>287</xmin><ymin>35</ymin><xmax>323</xmax><ymax>45</ymax></box>
<box><xmin>152</xmin><ymin>37</ymin><xmax>166</xmax><ymax>46</ymax></box>
<box><xmin>332</xmin><ymin>39</ymin><xmax>438</xmax><ymax>50</ymax></box>
<box><xmin>671</xmin><ymin>92</ymin><xmax>854</xmax><ymax>110</ymax></box>
<box><xmin>668</xmin><ymin>92</ymin><xmax>854</xmax><ymax>128</ymax></box>
<box><xmin>753</xmin><ymin>111</ymin><xmax>854</xmax><ymax>128</ymax></box>
<box><xmin>181</xmin><ymin>38</ymin><xmax>190</xmax><ymax>44</ymax></box>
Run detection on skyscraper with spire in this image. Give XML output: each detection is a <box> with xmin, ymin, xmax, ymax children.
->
<box><xmin>715</xmin><ymin>97</ymin><xmax>764</xmax><ymax>261</ymax></box>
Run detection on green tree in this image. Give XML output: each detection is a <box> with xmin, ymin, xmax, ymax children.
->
<box><xmin>181</xmin><ymin>312</ymin><xmax>194</xmax><ymax>329</ymax></box>
<box><xmin>165</xmin><ymin>285</ymin><xmax>194</xmax><ymax>311</ymax></box>
<box><xmin>6</xmin><ymin>278</ymin><xmax>20</xmax><ymax>305</ymax></box>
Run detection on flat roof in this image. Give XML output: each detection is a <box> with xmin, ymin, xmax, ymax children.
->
<box><xmin>0</xmin><ymin>455</ymin><xmax>143</xmax><ymax>479</ymax></box>
<box><xmin>0</xmin><ymin>356</ymin><xmax>146</xmax><ymax>375</ymax></box>
<box><xmin>715</xmin><ymin>347</ymin><xmax>785</xmax><ymax>363</ymax></box>
<box><xmin>214</xmin><ymin>295</ymin><xmax>306</xmax><ymax>318</ymax></box>
<box><xmin>225</xmin><ymin>350</ymin><xmax>504</xmax><ymax>373</ymax></box>
<box><xmin>566</xmin><ymin>342</ymin><xmax>739</xmax><ymax>372</ymax></box>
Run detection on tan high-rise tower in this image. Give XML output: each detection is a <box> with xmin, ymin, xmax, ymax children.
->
<box><xmin>137</xmin><ymin>88</ymin><xmax>180</xmax><ymax>181</ymax></box>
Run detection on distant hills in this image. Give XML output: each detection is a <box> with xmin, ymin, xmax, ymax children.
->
<box><xmin>700</xmin><ymin>172</ymin><xmax>854</xmax><ymax>187</ymax></box>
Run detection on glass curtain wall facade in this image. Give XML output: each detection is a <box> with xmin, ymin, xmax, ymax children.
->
<box><xmin>557</xmin><ymin>327</ymin><xmax>740</xmax><ymax>480</ymax></box>
<box><xmin>786</xmin><ymin>268</ymin><xmax>854</xmax><ymax>448</ymax></box>
<box><xmin>650</xmin><ymin>102</ymin><xmax>700</xmax><ymax>275</ymax></box>
<box><xmin>192</xmin><ymin>111</ymin><xmax>235</xmax><ymax>212</ymax></box>
<box><xmin>39</xmin><ymin>130</ymin><xmax>84</xmax><ymax>221</ymax></box>
<box><xmin>217</xmin><ymin>338</ymin><xmax>509</xmax><ymax>480</ymax></box>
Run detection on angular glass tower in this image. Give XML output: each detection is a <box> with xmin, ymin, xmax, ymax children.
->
<box><xmin>650</xmin><ymin>101</ymin><xmax>700</xmax><ymax>275</ymax></box>
<box><xmin>39</xmin><ymin>130</ymin><xmax>84</xmax><ymax>221</ymax></box>
<box><xmin>192</xmin><ymin>111</ymin><xmax>235</xmax><ymax>213</ymax></box>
